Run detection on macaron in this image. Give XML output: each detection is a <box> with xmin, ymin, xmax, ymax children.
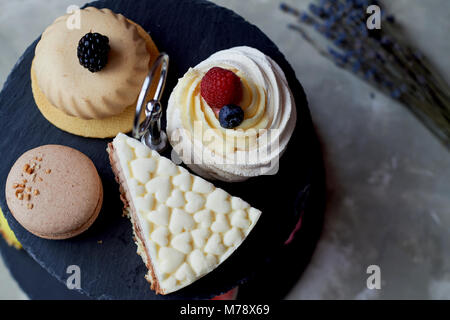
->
<box><xmin>5</xmin><ymin>145</ymin><xmax>103</xmax><ymax>240</ymax></box>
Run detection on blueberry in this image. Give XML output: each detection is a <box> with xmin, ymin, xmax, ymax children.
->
<box><xmin>219</xmin><ymin>105</ymin><xmax>244</xmax><ymax>129</ymax></box>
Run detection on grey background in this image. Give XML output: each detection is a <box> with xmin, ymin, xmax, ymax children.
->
<box><xmin>0</xmin><ymin>0</ymin><xmax>449</xmax><ymax>299</ymax></box>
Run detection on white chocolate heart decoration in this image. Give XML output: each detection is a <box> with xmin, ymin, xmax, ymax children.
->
<box><xmin>248</xmin><ymin>208</ymin><xmax>261</xmax><ymax>225</ymax></box>
<box><xmin>128</xmin><ymin>178</ymin><xmax>145</xmax><ymax>197</ymax></box>
<box><xmin>135</xmin><ymin>194</ymin><xmax>154</xmax><ymax>214</ymax></box>
<box><xmin>159</xmin><ymin>247</ymin><xmax>185</xmax><ymax>274</ymax></box>
<box><xmin>166</xmin><ymin>189</ymin><xmax>186</xmax><ymax>208</ymax></box>
<box><xmin>135</xmin><ymin>145</ymin><xmax>151</xmax><ymax>158</ymax></box>
<box><xmin>156</xmin><ymin>157</ymin><xmax>179</xmax><ymax>176</ymax></box>
<box><xmin>223</xmin><ymin>227</ymin><xmax>243</xmax><ymax>247</ymax></box>
<box><xmin>145</xmin><ymin>176</ymin><xmax>171</xmax><ymax>202</ymax></box>
<box><xmin>169</xmin><ymin>209</ymin><xmax>195</xmax><ymax>234</ymax></box>
<box><xmin>126</xmin><ymin>136</ymin><xmax>144</xmax><ymax>149</ymax></box>
<box><xmin>175</xmin><ymin>262</ymin><xmax>195</xmax><ymax>282</ymax></box>
<box><xmin>185</xmin><ymin>192</ymin><xmax>205</xmax><ymax>213</ymax></box>
<box><xmin>193</xmin><ymin>210</ymin><xmax>212</xmax><ymax>228</ymax></box>
<box><xmin>206</xmin><ymin>189</ymin><xmax>230</xmax><ymax>214</ymax></box>
<box><xmin>192</xmin><ymin>176</ymin><xmax>214</xmax><ymax>194</ymax></box>
<box><xmin>130</xmin><ymin>158</ymin><xmax>156</xmax><ymax>184</ymax></box>
<box><xmin>211</xmin><ymin>214</ymin><xmax>231</xmax><ymax>233</ymax></box>
<box><xmin>188</xmin><ymin>249</ymin><xmax>217</xmax><ymax>275</ymax></box>
<box><xmin>204</xmin><ymin>233</ymin><xmax>226</xmax><ymax>256</ymax></box>
<box><xmin>231</xmin><ymin>197</ymin><xmax>250</xmax><ymax>210</ymax></box>
<box><xmin>230</xmin><ymin>210</ymin><xmax>250</xmax><ymax>229</ymax></box>
<box><xmin>172</xmin><ymin>172</ymin><xmax>192</xmax><ymax>192</ymax></box>
<box><xmin>171</xmin><ymin>232</ymin><xmax>192</xmax><ymax>254</ymax></box>
<box><xmin>151</xmin><ymin>226</ymin><xmax>169</xmax><ymax>246</ymax></box>
<box><xmin>191</xmin><ymin>228</ymin><xmax>210</xmax><ymax>248</ymax></box>
<box><xmin>146</xmin><ymin>204</ymin><xmax>170</xmax><ymax>226</ymax></box>
<box><xmin>115</xmin><ymin>137</ymin><xmax>133</xmax><ymax>164</ymax></box>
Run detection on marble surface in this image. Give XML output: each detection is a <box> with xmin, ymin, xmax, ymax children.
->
<box><xmin>0</xmin><ymin>0</ymin><xmax>449</xmax><ymax>300</ymax></box>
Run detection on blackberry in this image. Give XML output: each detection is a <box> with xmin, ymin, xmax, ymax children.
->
<box><xmin>77</xmin><ymin>32</ymin><xmax>110</xmax><ymax>72</ymax></box>
<box><xmin>219</xmin><ymin>105</ymin><xmax>244</xmax><ymax>129</ymax></box>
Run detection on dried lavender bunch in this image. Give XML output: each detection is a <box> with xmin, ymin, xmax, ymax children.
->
<box><xmin>281</xmin><ymin>0</ymin><xmax>450</xmax><ymax>149</ymax></box>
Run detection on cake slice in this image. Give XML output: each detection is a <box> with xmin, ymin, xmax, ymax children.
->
<box><xmin>108</xmin><ymin>133</ymin><xmax>261</xmax><ymax>294</ymax></box>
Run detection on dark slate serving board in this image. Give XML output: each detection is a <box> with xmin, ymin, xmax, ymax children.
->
<box><xmin>0</xmin><ymin>240</ymin><xmax>88</xmax><ymax>300</ymax></box>
<box><xmin>0</xmin><ymin>0</ymin><xmax>325</xmax><ymax>299</ymax></box>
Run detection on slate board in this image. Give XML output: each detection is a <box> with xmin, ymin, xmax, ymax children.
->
<box><xmin>0</xmin><ymin>240</ymin><xmax>88</xmax><ymax>300</ymax></box>
<box><xmin>0</xmin><ymin>0</ymin><xmax>325</xmax><ymax>299</ymax></box>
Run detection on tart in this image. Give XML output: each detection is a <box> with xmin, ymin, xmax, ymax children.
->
<box><xmin>108</xmin><ymin>133</ymin><xmax>261</xmax><ymax>294</ymax></box>
<box><xmin>31</xmin><ymin>7</ymin><xmax>160</xmax><ymax>138</ymax></box>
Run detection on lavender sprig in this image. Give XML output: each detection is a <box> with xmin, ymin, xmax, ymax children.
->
<box><xmin>281</xmin><ymin>0</ymin><xmax>450</xmax><ymax>149</ymax></box>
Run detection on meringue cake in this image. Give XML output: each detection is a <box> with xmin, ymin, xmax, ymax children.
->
<box><xmin>107</xmin><ymin>133</ymin><xmax>261</xmax><ymax>294</ymax></box>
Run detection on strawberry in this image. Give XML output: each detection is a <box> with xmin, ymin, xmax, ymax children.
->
<box><xmin>200</xmin><ymin>67</ymin><xmax>242</xmax><ymax>109</ymax></box>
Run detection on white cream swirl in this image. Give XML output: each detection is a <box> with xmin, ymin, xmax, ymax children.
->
<box><xmin>167</xmin><ymin>46</ymin><xmax>296</xmax><ymax>182</ymax></box>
